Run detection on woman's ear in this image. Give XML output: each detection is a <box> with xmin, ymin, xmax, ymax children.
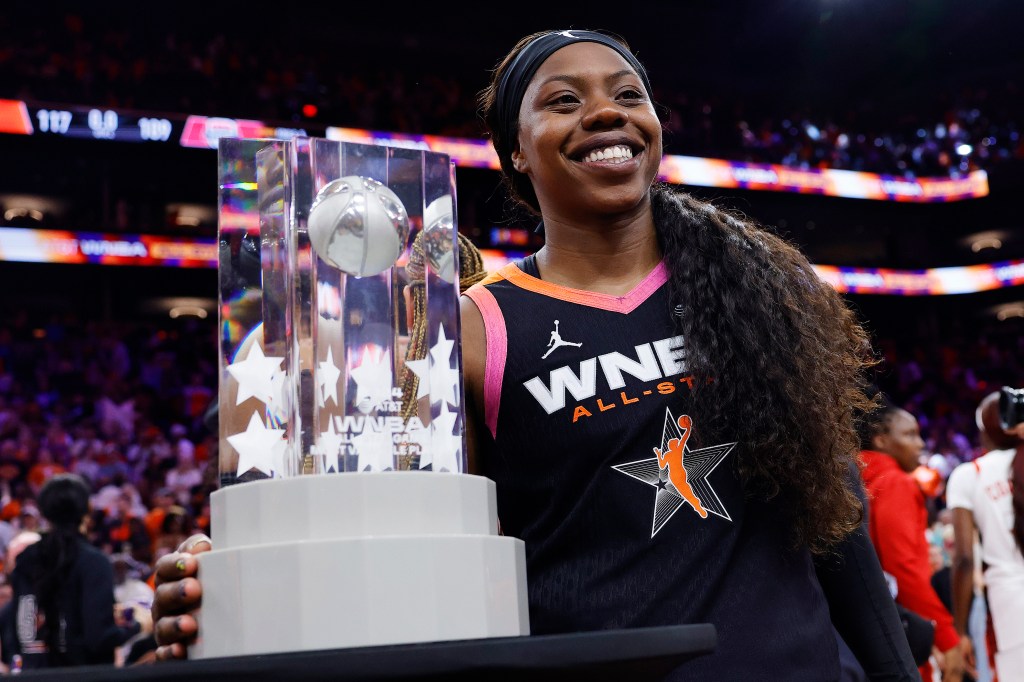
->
<box><xmin>511</xmin><ymin>150</ymin><xmax>528</xmax><ymax>173</ymax></box>
<box><xmin>403</xmin><ymin>285</ymin><xmax>414</xmax><ymax>331</ymax></box>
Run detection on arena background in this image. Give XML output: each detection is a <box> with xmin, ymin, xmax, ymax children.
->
<box><xmin>0</xmin><ymin>2</ymin><xmax>1023</xmax><ymax>467</ymax></box>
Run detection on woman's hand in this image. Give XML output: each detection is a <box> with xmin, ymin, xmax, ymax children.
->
<box><xmin>939</xmin><ymin>641</ymin><xmax>966</xmax><ymax>682</ymax></box>
<box><xmin>151</xmin><ymin>533</ymin><xmax>212</xmax><ymax>661</ymax></box>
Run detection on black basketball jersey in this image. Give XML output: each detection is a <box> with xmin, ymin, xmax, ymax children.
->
<box><xmin>464</xmin><ymin>260</ymin><xmax>840</xmax><ymax>680</ymax></box>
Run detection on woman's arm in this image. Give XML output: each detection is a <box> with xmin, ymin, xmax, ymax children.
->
<box><xmin>459</xmin><ymin>293</ymin><xmax>486</xmax><ymax>476</ymax></box>
<box><xmin>949</xmin><ymin>508</ymin><xmax>977</xmax><ymax>671</ymax></box>
<box><xmin>814</xmin><ymin>463</ymin><xmax>919</xmax><ymax>681</ymax></box>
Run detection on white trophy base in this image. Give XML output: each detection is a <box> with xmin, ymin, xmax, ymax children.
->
<box><xmin>190</xmin><ymin>472</ymin><xmax>529</xmax><ymax>659</ymax></box>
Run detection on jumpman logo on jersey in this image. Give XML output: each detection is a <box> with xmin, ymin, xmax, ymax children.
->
<box><xmin>612</xmin><ymin>409</ymin><xmax>735</xmax><ymax>537</ymax></box>
<box><xmin>541</xmin><ymin>319</ymin><xmax>582</xmax><ymax>359</ymax></box>
<box><xmin>653</xmin><ymin>415</ymin><xmax>708</xmax><ymax>518</ymax></box>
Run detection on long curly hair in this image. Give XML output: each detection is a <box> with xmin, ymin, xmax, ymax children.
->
<box><xmin>33</xmin><ymin>473</ymin><xmax>92</xmax><ymax>664</ymax></box>
<box><xmin>652</xmin><ymin>186</ymin><xmax>876</xmax><ymax>552</ymax></box>
<box><xmin>477</xmin><ymin>31</ymin><xmax>876</xmax><ymax>553</ymax></box>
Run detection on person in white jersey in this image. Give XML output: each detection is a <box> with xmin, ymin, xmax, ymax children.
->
<box><xmin>947</xmin><ymin>389</ymin><xmax>1024</xmax><ymax>682</ymax></box>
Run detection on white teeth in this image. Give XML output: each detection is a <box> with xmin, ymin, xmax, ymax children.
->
<box><xmin>582</xmin><ymin>145</ymin><xmax>634</xmax><ymax>164</ymax></box>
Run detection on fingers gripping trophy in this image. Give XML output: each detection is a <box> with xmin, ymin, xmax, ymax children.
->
<box><xmin>200</xmin><ymin>136</ymin><xmax>529</xmax><ymax>658</ymax></box>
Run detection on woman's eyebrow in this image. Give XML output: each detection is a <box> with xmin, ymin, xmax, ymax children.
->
<box><xmin>537</xmin><ymin>69</ymin><xmax>640</xmax><ymax>90</ymax></box>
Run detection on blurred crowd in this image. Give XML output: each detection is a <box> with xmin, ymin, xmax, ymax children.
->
<box><xmin>0</xmin><ymin>10</ymin><xmax>483</xmax><ymax>139</ymax></box>
<box><xmin>0</xmin><ymin>11</ymin><xmax>1021</xmax><ymax>178</ymax></box>
<box><xmin>0</xmin><ymin>310</ymin><xmax>218</xmax><ymax>664</ymax></box>
<box><xmin>874</xmin><ymin>326</ymin><xmax>1024</xmax><ymax>478</ymax></box>
<box><xmin>724</xmin><ymin>88</ymin><xmax>1021</xmax><ymax>178</ymax></box>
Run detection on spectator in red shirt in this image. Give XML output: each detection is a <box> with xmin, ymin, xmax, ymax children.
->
<box><xmin>859</xmin><ymin>398</ymin><xmax>972</xmax><ymax>681</ymax></box>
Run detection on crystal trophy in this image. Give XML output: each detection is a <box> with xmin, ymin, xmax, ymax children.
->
<box><xmin>191</xmin><ymin>137</ymin><xmax>529</xmax><ymax>659</ymax></box>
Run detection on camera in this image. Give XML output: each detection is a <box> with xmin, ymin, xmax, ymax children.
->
<box><xmin>999</xmin><ymin>386</ymin><xmax>1024</xmax><ymax>429</ymax></box>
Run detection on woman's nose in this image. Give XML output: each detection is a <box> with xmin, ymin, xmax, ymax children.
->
<box><xmin>582</xmin><ymin>100</ymin><xmax>627</xmax><ymax>129</ymax></box>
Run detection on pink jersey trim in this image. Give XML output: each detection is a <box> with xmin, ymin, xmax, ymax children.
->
<box><xmin>464</xmin><ymin>285</ymin><xmax>506</xmax><ymax>439</ymax></box>
<box><xmin>499</xmin><ymin>260</ymin><xmax>669</xmax><ymax>313</ymax></box>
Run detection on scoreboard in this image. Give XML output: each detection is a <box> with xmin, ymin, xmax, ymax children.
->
<box><xmin>32</xmin><ymin>104</ymin><xmax>175</xmax><ymax>142</ymax></box>
<box><xmin>1</xmin><ymin>99</ymin><xmax>309</xmax><ymax>147</ymax></box>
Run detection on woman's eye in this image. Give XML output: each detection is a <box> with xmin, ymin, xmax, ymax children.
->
<box><xmin>551</xmin><ymin>94</ymin><xmax>579</xmax><ymax>105</ymax></box>
<box><xmin>618</xmin><ymin>88</ymin><xmax>644</xmax><ymax>101</ymax></box>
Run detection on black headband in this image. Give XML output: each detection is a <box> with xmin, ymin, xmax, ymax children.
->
<box><xmin>495</xmin><ymin>30</ymin><xmax>653</xmax><ymax>164</ymax></box>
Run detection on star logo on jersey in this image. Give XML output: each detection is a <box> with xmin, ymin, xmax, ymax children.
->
<box><xmin>612</xmin><ymin>409</ymin><xmax>734</xmax><ymax>538</ymax></box>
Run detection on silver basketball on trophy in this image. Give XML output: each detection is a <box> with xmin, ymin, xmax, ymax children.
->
<box><xmin>422</xmin><ymin>195</ymin><xmax>456</xmax><ymax>283</ymax></box>
<box><xmin>308</xmin><ymin>176</ymin><xmax>411</xmax><ymax>277</ymax></box>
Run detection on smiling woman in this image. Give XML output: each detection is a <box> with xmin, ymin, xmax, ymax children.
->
<box><xmin>152</xmin><ymin>27</ymin><xmax>921</xmax><ymax>681</ymax></box>
<box><xmin>484</xmin><ymin>30</ymin><xmax>661</xmax><ymax>229</ymax></box>
<box><xmin>462</xmin><ymin>29</ymin><xmax>921</xmax><ymax>680</ymax></box>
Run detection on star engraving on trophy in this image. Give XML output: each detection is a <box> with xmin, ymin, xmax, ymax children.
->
<box><xmin>228</xmin><ymin>412</ymin><xmax>287</xmax><ymax>478</ymax></box>
<box><xmin>349</xmin><ymin>346</ymin><xmax>393</xmax><ymax>413</ymax></box>
<box><xmin>403</xmin><ymin>356</ymin><xmax>430</xmax><ymax>400</ymax></box>
<box><xmin>227</xmin><ymin>343</ymin><xmax>285</xmax><ymax>407</ymax></box>
<box><xmin>401</xmin><ymin>419</ymin><xmax>431</xmax><ymax>467</ymax></box>
<box><xmin>419</xmin><ymin>401</ymin><xmax>461</xmax><ymax>472</ymax></box>
<box><xmin>404</xmin><ymin>324</ymin><xmax>460</xmax><ymax>407</ymax></box>
<box><xmin>317</xmin><ymin>417</ymin><xmax>345</xmax><ymax>473</ymax></box>
<box><xmin>317</xmin><ymin>346</ymin><xmax>342</xmax><ymax>408</ymax></box>
<box><xmin>352</xmin><ymin>424</ymin><xmax>394</xmax><ymax>472</ymax></box>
